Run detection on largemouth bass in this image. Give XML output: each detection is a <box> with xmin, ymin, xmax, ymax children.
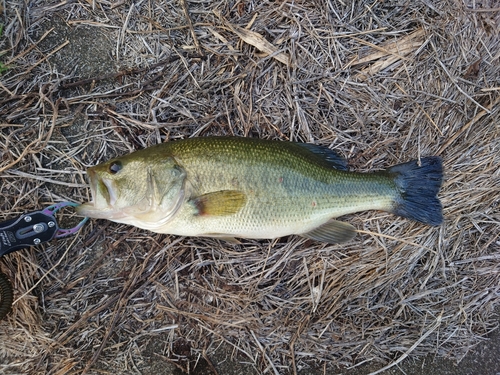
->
<box><xmin>77</xmin><ymin>137</ymin><xmax>443</xmax><ymax>243</ymax></box>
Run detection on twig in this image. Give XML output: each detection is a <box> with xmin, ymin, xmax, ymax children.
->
<box><xmin>181</xmin><ymin>0</ymin><xmax>203</xmax><ymax>55</ymax></box>
<box><xmin>60</xmin><ymin>56</ymin><xmax>185</xmax><ymax>89</ymax></box>
<box><xmin>81</xmin><ymin>271</ymin><xmax>141</xmax><ymax>375</ymax></box>
<box><xmin>0</xmin><ymin>140</ymin><xmax>40</xmax><ymax>173</ymax></box>
<box><xmin>3</xmin><ymin>170</ymin><xmax>86</xmax><ymax>187</ymax></box>
<box><xmin>356</xmin><ymin>230</ymin><xmax>437</xmax><ymax>254</ymax></box>
<box><xmin>368</xmin><ymin>312</ymin><xmax>443</xmax><ymax>375</ymax></box>
<box><xmin>13</xmin><ymin>233</ymin><xmax>82</xmax><ymax>305</ymax></box>
<box><xmin>463</xmin><ymin>6</ymin><xmax>500</xmax><ymax>12</ymax></box>
<box><xmin>25</xmin><ymin>40</ymin><xmax>70</xmax><ymax>75</ymax></box>
<box><xmin>202</xmin><ymin>350</ymin><xmax>219</xmax><ymax>375</ymax></box>
<box><xmin>250</xmin><ymin>330</ymin><xmax>280</xmax><ymax>375</ymax></box>
<box><xmin>437</xmin><ymin>95</ymin><xmax>500</xmax><ymax>155</ymax></box>
<box><xmin>430</xmin><ymin>40</ymin><xmax>490</xmax><ymax>113</ymax></box>
<box><xmin>5</xmin><ymin>27</ymin><xmax>56</xmax><ymax>65</ymax></box>
<box><xmin>217</xmin><ymin>12</ymin><xmax>290</xmax><ymax>66</ymax></box>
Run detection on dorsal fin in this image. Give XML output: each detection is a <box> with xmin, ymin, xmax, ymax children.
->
<box><xmin>295</xmin><ymin>143</ymin><xmax>349</xmax><ymax>171</ymax></box>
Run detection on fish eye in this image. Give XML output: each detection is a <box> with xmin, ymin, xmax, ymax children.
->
<box><xmin>109</xmin><ymin>161</ymin><xmax>122</xmax><ymax>174</ymax></box>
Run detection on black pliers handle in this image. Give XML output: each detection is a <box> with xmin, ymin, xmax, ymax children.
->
<box><xmin>0</xmin><ymin>202</ymin><xmax>88</xmax><ymax>257</ymax></box>
<box><xmin>0</xmin><ymin>202</ymin><xmax>88</xmax><ymax>320</ymax></box>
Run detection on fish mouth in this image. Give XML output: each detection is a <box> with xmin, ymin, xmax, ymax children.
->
<box><xmin>76</xmin><ymin>169</ymin><xmax>117</xmax><ymax>218</ymax></box>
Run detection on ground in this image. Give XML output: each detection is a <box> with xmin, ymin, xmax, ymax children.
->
<box><xmin>136</xmin><ymin>323</ymin><xmax>500</xmax><ymax>375</ymax></box>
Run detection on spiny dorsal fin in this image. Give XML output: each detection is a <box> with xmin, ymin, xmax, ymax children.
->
<box><xmin>300</xmin><ymin>220</ymin><xmax>357</xmax><ymax>244</ymax></box>
<box><xmin>295</xmin><ymin>143</ymin><xmax>349</xmax><ymax>171</ymax></box>
<box><xmin>192</xmin><ymin>190</ymin><xmax>247</xmax><ymax>216</ymax></box>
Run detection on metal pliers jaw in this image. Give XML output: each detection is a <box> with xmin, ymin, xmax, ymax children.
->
<box><xmin>0</xmin><ymin>202</ymin><xmax>88</xmax><ymax>257</ymax></box>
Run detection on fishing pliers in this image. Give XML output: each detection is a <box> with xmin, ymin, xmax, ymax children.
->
<box><xmin>0</xmin><ymin>202</ymin><xmax>88</xmax><ymax>320</ymax></box>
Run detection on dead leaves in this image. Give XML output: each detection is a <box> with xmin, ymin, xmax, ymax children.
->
<box><xmin>348</xmin><ymin>28</ymin><xmax>427</xmax><ymax>80</ymax></box>
<box><xmin>215</xmin><ymin>12</ymin><xmax>290</xmax><ymax>66</ymax></box>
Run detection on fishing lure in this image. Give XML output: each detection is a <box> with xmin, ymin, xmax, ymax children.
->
<box><xmin>0</xmin><ymin>202</ymin><xmax>87</xmax><ymax>320</ymax></box>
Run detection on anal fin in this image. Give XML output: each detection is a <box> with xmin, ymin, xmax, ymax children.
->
<box><xmin>300</xmin><ymin>220</ymin><xmax>357</xmax><ymax>244</ymax></box>
<box><xmin>218</xmin><ymin>237</ymin><xmax>241</xmax><ymax>244</ymax></box>
<box><xmin>203</xmin><ymin>233</ymin><xmax>242</xmax><ymax>244</ymax></box>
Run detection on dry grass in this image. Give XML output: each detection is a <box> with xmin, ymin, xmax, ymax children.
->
<box><xmin>1</xmin><ymin>0</ymin><xmax>499</xmax><ymax>374</ymax></box>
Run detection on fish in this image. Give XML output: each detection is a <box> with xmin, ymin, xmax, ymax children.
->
<box><xmin>76</xmin><ymin>137</ymin><xmax>443</xmax><ymax>244</ymax></box>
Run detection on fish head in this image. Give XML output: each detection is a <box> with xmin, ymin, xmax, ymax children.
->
<box><xmin>77</xmin><ymin>153</ymin><xmax>186</xmax><ymax>227</ymax></box>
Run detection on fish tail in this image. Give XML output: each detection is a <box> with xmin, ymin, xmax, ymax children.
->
<box><xmin>389</xmin><ymin>157</ymin><xmax>443</xmax><ymax>226</ymax></box>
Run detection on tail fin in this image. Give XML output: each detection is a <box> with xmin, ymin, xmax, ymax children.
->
<box><xmin>389</xmin><ymin>157</ymin><xmax>443</xmax><ymax>226</ymax></box>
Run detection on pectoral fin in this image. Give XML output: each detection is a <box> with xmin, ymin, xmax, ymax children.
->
<box><xmin>301</xmin><ymin>220</ymin><xmax>357</xmax><ymax>244</ymax></box>
<box><xmin>192</xmin><ymin>190</ymin><xmax>247</xmax><ymax>216</ymax></box>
